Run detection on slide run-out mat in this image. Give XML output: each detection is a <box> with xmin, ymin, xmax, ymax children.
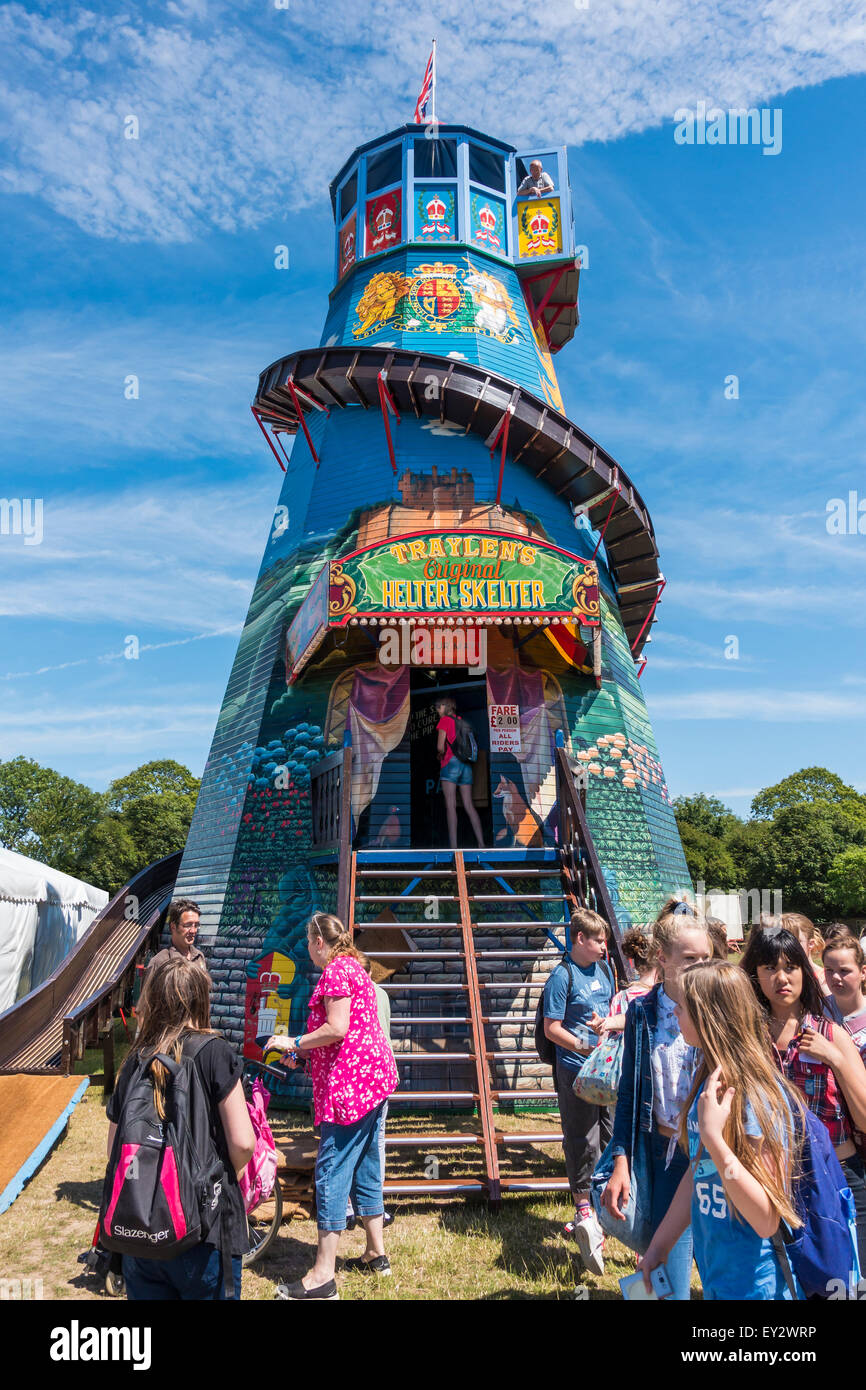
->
<box><xmin>0</xmin><ymin>1073</ymin><xmax>90</xmax><ymax>1214</ymax></box>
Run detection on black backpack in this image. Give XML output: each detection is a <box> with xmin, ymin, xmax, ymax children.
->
<box><xmin>98</xmin><ymin>1034</ymin><xmax>235</xmax><ymax>1292</ymax></box>
<box><xmin>534</xmin><ymin>956</ymin><xmax>615</xmax><ymax>1067</ymax></box>
<box><xmin>535</xmin><ymin>956</ymin><xmax>577</xmax><ymax>1066</ymax></box>
<box><xmin>452</xmin><ymin>717</ymin><xmax>478</xmax><ymax>763</ymax></box>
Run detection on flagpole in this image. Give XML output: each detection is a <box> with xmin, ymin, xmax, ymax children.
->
<box><xmin>431</xmin><ymin>37</ymin><xmax>437</xmax><ymax>125</ymax></box>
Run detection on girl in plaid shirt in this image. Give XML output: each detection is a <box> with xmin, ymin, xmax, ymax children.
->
<box><xmin>741</xmin><ymin>925</ymin><xmax>866</xmax><ymax>1271</ymax></box>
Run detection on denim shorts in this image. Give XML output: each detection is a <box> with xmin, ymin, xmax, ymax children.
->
<box><xmin>316</xmin><ymin>1100</ymin><xmax>387</xmax><ymax>1232</ymax></box>
<box><xmin>440</xmin><ymin>755</ymin><xmax>473</xmax><ymax>786</ymax></box>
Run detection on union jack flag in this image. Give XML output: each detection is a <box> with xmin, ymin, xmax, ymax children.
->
<box><xmin>413</xmin><ymin>45</ymin><xmax>435</xmax><ymax>124</ymax></box>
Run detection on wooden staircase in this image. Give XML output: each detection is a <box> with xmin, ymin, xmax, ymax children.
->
<box><xmin>344</xmin><ymin>752</ymin><xmax>627</xmax><ymax>1205</ymax></box>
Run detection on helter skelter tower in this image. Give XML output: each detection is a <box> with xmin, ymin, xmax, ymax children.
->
<box><xmin>175</xmin><ymin>121</ymin><xmax>692</xmax><ymax>1085</ymax></box>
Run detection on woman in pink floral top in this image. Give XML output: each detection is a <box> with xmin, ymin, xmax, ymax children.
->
<box><xmin>265</xmin><ymin>913</ymin><xmax>397</xmax><ymax>1301</ymax></box>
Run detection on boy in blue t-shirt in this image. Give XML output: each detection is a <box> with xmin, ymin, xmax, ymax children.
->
<box><xmin>542</xmin><ymin>907</ymin><xmax>615</xmax><ymax>1275</ymax></box>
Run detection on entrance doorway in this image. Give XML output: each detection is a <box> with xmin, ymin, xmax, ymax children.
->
<box><xmin>409</xmin><ymin>669</ymin><xmax>491</xmax><ymax>849</ymax></box>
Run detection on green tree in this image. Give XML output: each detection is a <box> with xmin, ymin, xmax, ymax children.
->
<box><xmin>674</xmin><ymin>793</ymin><xmax>742</xmax><ymax>840</ymax></box>
<box><xmin>0</xmin><ymin>756</ymin><xmax>103</xmax><ymax>873</ymax></box>
<box><xmin>732</xmin><ymin>803</ymin><xmax>862</xmax><ymax>919</ymax></box>
<box><xmin>105</xmin><ymin>760</ymin><xmax>199</xmax><ymax>812</ymax></box>
<box><xmin>677</xmin><ymin>822</ymin><xmax>738</xmax><ymax>892</ymax></box>
<box><xmin>751</xmin><ymin>767</ymin><xmax>864</xmax><ymax>820</ymax></box>
<box><xmin>79</xmin><ymin>761</ymin><xmax>200</xmax><ymax>895</ymax></box>
<box><xmin>827</xmin><ymin>847</ymin><xmax>866</xmax><ymax>915</ymax></box>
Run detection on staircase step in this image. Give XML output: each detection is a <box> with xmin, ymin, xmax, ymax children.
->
<box><xmin>471</xmin><ymin>894</ymin><xmax>564</xmax><ymax>902</ymax></box>
<box><xmin>466</xmin><ymin>868</ymin><xmax>560</xmax><ymax>877</ymax></box>
<box><xmin>390</xmin><ymin>1090</ymin><xmax>479</xmax><ymax>1101</ymax></box>
<box><xmin>379</xmin><ymin>983</ymin><xmax>467</xmax><ymax>991</ymax></box>
<box><xmin>390</xmin><ymin>1016</ymin><xmax>470</xmax><ymax>1025</ymax></box>
<box><xmin>357</xmin><ymin>869</ymin><xmax>456</xmax><ymax>878</ymax></box>
<box><xmin>383</xmin><ymin>1179</ymin><xmax>487</xmax><ymax>1194</ymax></box>
<box><xmin>491</xmin><ymin>1089</ymin><xmax>557</xmax><ymax>1100</ymax></box>
<box><xmin>368</xmin><ymin>950</ymin><xmax>464</xmax><ymax>959</ymax></box>
<box><xmin>385</xmin><ymin>1133</ymin><xmax>485</xmax><ymax>1147</ymax></box>
<box><xmin>356</xmin><ymin>894</ymin><xmax>459</xmax><ymax>902</ymax></box>
<box><xmin>393</xmin><ymin>1052</ymin><xmax>475</xmax><ymax>1062</ymax></box>
<box><xmin>495</xmin><ymin>1132</ymin><xmax>564</xmax><ymax>1145</ymax></box>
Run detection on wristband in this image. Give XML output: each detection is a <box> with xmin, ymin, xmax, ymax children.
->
<box><xmin>294</xmin><ymin>1034</ymin><xmax>304</xmax><ymax>1053</ymax></box>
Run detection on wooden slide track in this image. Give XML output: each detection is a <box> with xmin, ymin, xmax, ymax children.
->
<box><xmin>0</xmin><ymin>852</ymin><xmax>180</xmax><ymax>1085</ymax></box>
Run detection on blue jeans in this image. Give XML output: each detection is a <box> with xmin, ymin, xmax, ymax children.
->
<box><xmin>122</xmin><ymin>1242</ymin><xmax>242</xmax><ymax>1301</ymax></box>
<box><xmin>649</xmin><ymin>1128</ymin><xmax>693</xmax><ymax>1301</ymax></box>
<box><xmin>348</xmin><ymin>1101</ymin><xmax>388</xmax><ymax>1217</ymax></box>
<box><xmin>316</xmin><ymin>1101</ymin><xmax>386</xmax><ymax>1232</ymax></box>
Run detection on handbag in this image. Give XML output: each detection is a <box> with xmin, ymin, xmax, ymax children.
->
<box><xmin>589</xmin><ymin>1004</ymin><xmax>653</xmax><ymax>1254</ymax></box>
<box><xmin>573</xmin><ymin>1032</ymin><xmax>624</xmax><ymax>1106</ymax></box>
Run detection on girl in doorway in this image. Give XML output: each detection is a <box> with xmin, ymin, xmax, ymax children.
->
<box><xmin>741</xmin><ymin>925</ymin><xmax>866</xmax><ymax>1271</ymax></box>
<box><xmin>435</xmin><ymin>697</ymin><xmax>484</xmax><ymax>850</ymax></box>
<box><xmin>641</xmin><ymin>962</ymin><xmax>805</xmax><ymax>1300</ymax></box>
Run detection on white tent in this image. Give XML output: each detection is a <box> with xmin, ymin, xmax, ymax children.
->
<box><xmin>0</xmin><ymin>847</ymin><xmax>109</xmax><ymax>1014</ymax></box>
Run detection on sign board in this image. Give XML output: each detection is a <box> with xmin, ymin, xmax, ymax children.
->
<box><xmin>286</xmin><ymin>530</ymin><xmax>599</xmax><ymax>681</ymax></box>
<box><xmin>489</xmin><ymin>703</ymin><xmax>521</xmax><ymax>752</ymax></box>
<box><xmin>328</xmin><ymin>531</ymin><xmax>599</xmax><ymax>625</ymax></box>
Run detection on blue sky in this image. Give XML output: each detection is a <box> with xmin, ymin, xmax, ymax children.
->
<box><xmin>1</xmin><ymin>0</ymin><xmax>865</xmax><ymax>817</ymax></box>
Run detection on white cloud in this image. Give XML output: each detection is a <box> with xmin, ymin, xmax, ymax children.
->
<box><xmin>652</xmin><ymin>687</ymin><xmax>866</xmax><ymax>720</ymax></box>
<box><xmin>0</xmin><ymin>479</ymin><xmax>277</xmax><ymax>634</ymax></box>
<box><xmin>1</xmin><ymin>0</ymin><xmax>865</xmax><ymax>242</ymax></box>
<box><xmin>0</xmin><ymin>304</ymin><xmax>311</xmax><ymax>461</ymax></box>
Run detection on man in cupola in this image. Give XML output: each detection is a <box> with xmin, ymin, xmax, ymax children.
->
<box><xmin>517</xmin><ymin>159</ymin><xmax>554</xmax><ymax>198</ymax></box>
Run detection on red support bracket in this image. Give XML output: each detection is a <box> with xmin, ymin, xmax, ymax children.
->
<box><xmin>591</xmin><ymin>471</ymin><xmax>621</xmax><ymax>560</ymax></box>
<box><xmin>488</xmin><ymin>406</ymin><xmax>513</xmax><ymax>506</ymax></box>
<box><xmin>630</xmin><ymin>576</ymin><xmax>667</xmax><ymax>654</ymax></box>
<box><xmin>271</xmin><ymin>429</ymin><xmax>294</xmax><ymax>470</ymax></box>
<box><xmin>285</xmin><ymin>378</ymin><xmax>320</xmax><ymax>467</ymax></box>
<box><xmin>377</xmin><ymin>370</ymin><xmax>401</xmax><ymax>474</ymax></box>
<box><xmin>636</xmin><ymin>658</ymin><xmax>648</xmax><ymax>679</ymax></box>
<box><xmin>250</xmin><ymin>405</ymin><xmax>286</xmax><ymax>473</ymax></box>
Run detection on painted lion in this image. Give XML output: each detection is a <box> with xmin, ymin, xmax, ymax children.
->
<box><xmin>353</xmin><ymin>271</ymin><xmax>413</xmax><ymax>337</ymax></box>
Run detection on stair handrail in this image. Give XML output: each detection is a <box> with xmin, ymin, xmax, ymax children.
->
<box><xmin>554</xmin><ymin>744</ymin><xmax>630</xmax><ymax>981</ymax></box>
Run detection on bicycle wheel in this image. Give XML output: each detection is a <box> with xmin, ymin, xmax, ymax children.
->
<box><xmin>243</xmin><ymin>1181</ymin><xmax>284</xmax><ymax>1266</ymax></box>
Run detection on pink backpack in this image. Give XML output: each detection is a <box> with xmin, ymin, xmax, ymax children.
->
<box><xmin>239</xmin><ymin>1077</ymin><xmax>278</xmax><ymax>1214</ymax></box>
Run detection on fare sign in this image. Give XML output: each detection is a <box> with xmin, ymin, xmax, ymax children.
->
<box><xmin>489</xmin><ymin>704</ymin><xmax>521</xmax><ymax>752</ymax></box>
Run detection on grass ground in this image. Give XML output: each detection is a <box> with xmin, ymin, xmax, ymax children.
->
<box><xmin>0</xmin><ymin>1023</ymin><xmax>702</xmax><ymax>1301</ymax></box>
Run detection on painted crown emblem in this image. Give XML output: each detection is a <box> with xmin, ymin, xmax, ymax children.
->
<box><xmin>479</xmin><ymin>204</ymin><xmax>496</xmax><ymax>230</ymax></box>
<box><xmin>529</xmin><ymin>211</ymin><xmax>550</xmax><ymax>235</ymax></box>
<box><xmin>375</xmin><ymin>207</ymin><xmax>394</xmax><ymax>232</ymax></box>
<box><xmin>426</xmin><ymin>195</ymin><xmax>446</xmax><ymax>219</ymax></box>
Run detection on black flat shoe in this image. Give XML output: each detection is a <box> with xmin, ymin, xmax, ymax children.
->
<box><xmin>275</xmin><ymin>1278</ymin><xmax>339</xmax><ymax>1300</ymax></box>
<box><xmin>342</xmin><ymin>1255</ymin><xmax>391</xmax><ymax>1276</ymax></box>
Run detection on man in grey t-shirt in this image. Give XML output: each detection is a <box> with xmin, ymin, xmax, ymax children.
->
<box><xmin>517</xmin><ymin>160</ymin><xmax>554</xmax><ymax>198</ymax></box>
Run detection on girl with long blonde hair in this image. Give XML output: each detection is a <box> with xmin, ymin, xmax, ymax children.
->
<box><xmin>641</xmin><ymin>962</ymin><xmax>804</xmax><ymax>1300</ymax></box>
<box><xmin>602</xmin><ymin>898</ymin><xmax>712</xmax><ymax>1300</ymax></box>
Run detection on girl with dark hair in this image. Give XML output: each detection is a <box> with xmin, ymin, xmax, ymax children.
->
<box><xmin>435</xmin><ymin>696</ymin><xmax>484</xmax><ymax>849</ymax></box>
<box><xmin>106</xmin><ymin>957</ymin><xmax>255</xmax><ymax>1300</ymax></box>
<box><xmin>741</xmin><ymin>925</ymin><xmax>866</xmax><ymax>1268</ymax></box>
